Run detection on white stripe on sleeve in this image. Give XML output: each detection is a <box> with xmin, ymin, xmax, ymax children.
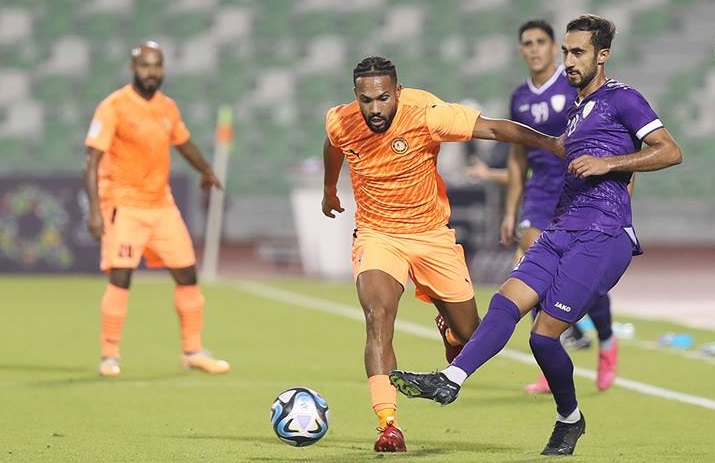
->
<box><xmin>636</xmin><ymin>119</ymin><xmax>663</xmax><ymax>140</ymax></box>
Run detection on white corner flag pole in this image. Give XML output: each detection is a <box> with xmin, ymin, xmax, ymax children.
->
<box><xmin>201</xmin><ymin>105</ymin><xmax>233</xmax><ymax>282</ymax></box>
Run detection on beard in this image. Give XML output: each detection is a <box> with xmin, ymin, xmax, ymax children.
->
<box><xmin>133</xmin><ymin>74</ymin><xmax>163</xmax><ymax>95</ymax></box>
<box><xmin>361</xmin><ymin>107</ymin><xmax>397</xmax><ymax>133</ymax></box>
<box><xmin>567</xmin><ymin>57</ymin><xmax>598</xmax><ymax>90</ymax></box>
<box><xmin>364</xmin><ymin>115</ymin><xmax>389</xmax><ymax>133</ymax></box>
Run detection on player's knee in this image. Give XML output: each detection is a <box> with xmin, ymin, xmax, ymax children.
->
<box><xmin>362</xmin><ymin>303</ymin><xmax>396</xmax><ymax>331</ymax></box>
<box><xmin>109</xmin><ymin>268</ymin><xmax>133</xmax><ymax>289</ymax></box>
<box><xmin>170</xmin><ymin>265</ymin><xmax>197</xmax><ymax>286</ymax></box>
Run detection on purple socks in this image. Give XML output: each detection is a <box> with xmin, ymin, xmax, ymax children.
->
<box><xmin>530</xmin><ymin>332</ymin><xmax>577</xmax><ymax>416</ymax></box>
<box><xmin>452</xmin><ymin>293</ymin><xmax>522</xmax><ymax>375</ymax></box>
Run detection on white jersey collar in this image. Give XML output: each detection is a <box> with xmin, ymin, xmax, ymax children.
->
<box><xmin>527</xmin><ymin>64</ymin><xmax>565</xmax><ymax>95</ymax></box>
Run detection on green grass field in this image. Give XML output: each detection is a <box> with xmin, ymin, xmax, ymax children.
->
<box><xmin>1</xmin><ymin>275</ymin><xmax>714</xmax><ymax>462</ymax></box>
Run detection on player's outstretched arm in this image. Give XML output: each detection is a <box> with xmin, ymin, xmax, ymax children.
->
<box><xmin>501</xmin><ymin>144</ymin><xmax>528</xmax><ymax>246</ymax></box>
<box><xmin>83</xmin><ymin>147</ymin><xmax>104</xmax><ymax>241</ymax></box>
<box><xmin>467</xmin><ymin>157</ymin><xmax>509</xmax><ymax>185</ymax></box>
<box><xmin>176</xmin><ymin>140</ymin><xmax>223</xmax><ymax>191</ymax></box>
<box><xmin>321</xmin><ymin>137</ymin><xmax>345</xmax><ymax>218</ymax></box>
<box><xmin>472</xmin><ymin>115</ymin><xmax>564</xmax><ymax>158</ymax></box>
<box><xmin>568</xmin><ymin>127</ymin><xmax>682</xmax><ymax>178</ymax></box>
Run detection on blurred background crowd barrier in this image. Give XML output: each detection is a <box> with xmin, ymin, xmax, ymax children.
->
<box><xmin>1</xmin><ymin>0</ymin><xmax>713</xmax><ymax>276</ymax></box>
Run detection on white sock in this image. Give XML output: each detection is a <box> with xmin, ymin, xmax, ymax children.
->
<box><xmin>557</xmin><ymin>407</ymin><xmax>581</xmax><ymax>424</ymax></box>
<box><xmin>441</xmin><ymin>365</ymin><xmax>468</xmax><ymax>386</ymax></box>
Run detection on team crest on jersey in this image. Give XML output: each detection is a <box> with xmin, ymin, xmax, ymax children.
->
<box><xmin>162</xmin><ymin>119</ymin><xmax>171</xmax><ymax>131</ymax></box>
<box><xmin>391</xmin><ymin>138</ymin><xmax>408</xmax><ymax>154</ymax></box>
<box><xmin>550</xmin><ymin>94</ymin><xmax>566</xmax><ymax>112</ymax></box>
<box><xmin>582</xmin><ymin>101</ymin><xmax>596</xmax><ymax>118</ymax></box>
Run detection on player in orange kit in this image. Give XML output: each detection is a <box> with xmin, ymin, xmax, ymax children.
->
<box><xmin>83</xmin><ymin>41</ymin><xmax>229</xmax><ymax>377</ymax></box>
<box><xmin>322</xmin><ymin>56</ymin><xmax>562</xmax><ymax>452</ymax></box>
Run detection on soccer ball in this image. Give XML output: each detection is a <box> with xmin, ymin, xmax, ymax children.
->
<box><xmin>270</xmin><ymin>387</ymin><xmax>330</xmax><ymax>447</ymax></box>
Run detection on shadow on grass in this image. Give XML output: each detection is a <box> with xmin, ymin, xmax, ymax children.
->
<box><xmin>170</xmin><ymin>434</ymin><xmax>520</xmax><ymax>460</ymax></box>
<box><xmin>0</xmin><ymin>363</ymin><xmax>189</xmax><ymax>387</ymax></box>
<box><xmin>456</xmin><ymin>392</ymin><xmax>550</xmax><ymax>407</ymax></box>
<box><xmin>0</xmin><ymin>363</ymin><xmax>87</xmax><ymax>374</ymax></box>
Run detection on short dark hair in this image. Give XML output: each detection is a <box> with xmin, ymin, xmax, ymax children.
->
<box><xmin>566</xmin><ymin>14</ymin><xmax>616</xmax><ymax>51</ymax></box>
<box><xmin>518</xmin><ymin>19</ymin><xmax>554</xmax><ymax>42</ymax></box>
<box><xmin>353</xmin><ymin>56</ymin><xmax>397</xmax><ymax>85</ymax></box>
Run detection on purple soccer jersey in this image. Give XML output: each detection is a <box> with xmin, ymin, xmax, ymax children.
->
<box><xmin>550</xmin><ymin>80</ymin><xmax>663</xmax><ymax>235</ymax></box>
<box><xmin>510</xmin><ymin>65</ymin><xmax>577</xmax><ymax>229</ymax></box>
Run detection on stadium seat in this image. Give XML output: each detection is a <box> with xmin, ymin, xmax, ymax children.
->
<box><xmin>163</xmin><ymin>11</ymin><xmax>213</xmax><ymax>39</ymax></box>
<box><xmin>0</xmin><ymin>100</ymin><xmax>44</xmax><ymax>138</ymax></box>
<box><xmin>0</xmin><ymin>70</ymin><xmax>31</xmax><ymax>104</ymax></box>
<box><xmin>2</xmin><ymin>0</ymin><xmax>713</xmax><ymax>201</ymax></box>
<box><xmin>0</xmin><ymin>6</ymin><xmax>33</xmax><ymax>44</ymax></box>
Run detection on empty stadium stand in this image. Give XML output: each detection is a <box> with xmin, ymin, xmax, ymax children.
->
<box><xmin>0</xmin><ymin>0</ymin><xmax>712</xmax><ymax>201</ymax></box>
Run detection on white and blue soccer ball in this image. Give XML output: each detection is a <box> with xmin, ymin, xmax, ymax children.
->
<box><xmin>270</xmin><ymin>387</ymin><xmax>330</xmax><ymax>447</ymax></box>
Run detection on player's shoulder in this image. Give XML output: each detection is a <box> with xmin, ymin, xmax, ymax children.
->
<box><xmin>325</xmin><ymin>101</ymin><xmax>360</xmax><ymax>143</ymax></box>
<box><xmin>327</xmin><ymin>100</ymin><xmax>359</xmax><ymax>120</ymax></box>
<box><xmin>596</xmin><ymin>79</ymin><xmax>651</xmax><ymax>111</ymax></box>
<box><xmin>601</xmin><ymin>79</ymin><xmax>645</xmax><ymax>98</ymax></box>
<box><xmin>511</xmin><ymin>79</ymin><xmax>531</xmax><ymax>97</ymax></box>
<box><xmin>400</xmin><ymin>87</ymin><xmax>443</xmax><ymax>108</ymax></box>
<box><xmin>97</xmin><ymin>85</ymin><xmax>130</xmax><ymax>108</ymax></box>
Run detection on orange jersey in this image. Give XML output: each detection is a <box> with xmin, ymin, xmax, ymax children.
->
<box><xmin>85</xmin><ymin>85</ymin><xmax>190</xmax><ymax>208</ymax></box>
<box><xmin>325</xmin><ymin>88</ymin><xmax>480</xmax><ymax>233</ymax></box>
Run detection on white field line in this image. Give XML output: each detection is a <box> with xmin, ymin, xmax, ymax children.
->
<box><xmin>229</xmin><ymin>280</ymin><xmax>715</xmax><ymax>412</ymax></box>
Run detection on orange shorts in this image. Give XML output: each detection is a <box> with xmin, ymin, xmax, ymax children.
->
<box><xmin>100</xmin><ymin>204</ymin><xmax>196</xmax><ymax>271</ymax></box>
<box><xmin>352</xmin><ymin>227</ymin><xmax>475</xmax><ymax>303</ymax></box>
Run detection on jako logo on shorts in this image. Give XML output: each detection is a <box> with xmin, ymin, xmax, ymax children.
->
<box><xmin>554</xmin><ymin>302</ymin><xmax>571</xmax><ymax>312</ymax></box>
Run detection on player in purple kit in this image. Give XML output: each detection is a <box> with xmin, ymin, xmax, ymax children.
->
<box><xmin>389</xmin><ymin>14</ymin><xmax>682</xmax><ymax>456</ymax></box>
<box><xmin>505</xmin><ymin>19</ymin><xmax>619</xmax><ymax>394</ymax></box>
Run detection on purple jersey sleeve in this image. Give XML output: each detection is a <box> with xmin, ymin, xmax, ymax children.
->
<box><xmin>613</xmin><ymin>86</ymin><xmax>663</xmax><ymax>142</ymax></box>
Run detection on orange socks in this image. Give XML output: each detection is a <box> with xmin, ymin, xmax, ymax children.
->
<box><xmin>100</xmin><ymin>284</ymin><xmax>129</xmax><ymax>358</ymax></box>
<box><xmin>174</xmin><ymin>285</ymin><xmax>205</xmax><ymax>354</ymax></box>
<box><xmin>368</xmin><ymin>374</ymin><xmax>398</xmax><ymax>428</ymax></box>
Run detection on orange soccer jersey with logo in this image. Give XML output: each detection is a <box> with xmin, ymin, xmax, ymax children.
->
<box><xmin>325</xmin><ymin>88</ymin><xmax>480</xmax><ymax>234</ymax></box>
<box><xmin>85</xmin><ymin>84</ymin><xmax>190</xmax><ymax>208</ymax></box>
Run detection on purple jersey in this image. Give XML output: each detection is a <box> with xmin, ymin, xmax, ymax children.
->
<box><xmin>549</xmin><ymin>80</ymin><xmax>663</xmax><ymax>235</ymax></box>
<box><xmin>510</xmin><ymin>66</ymin><xmax>576</xmax><ymax>220</ymax></box>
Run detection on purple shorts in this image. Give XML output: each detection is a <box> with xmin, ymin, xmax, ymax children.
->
<box><xmin>511</xmin><ymin>229</ymin><xmax>632</xmax><ymax>324</ymax></box>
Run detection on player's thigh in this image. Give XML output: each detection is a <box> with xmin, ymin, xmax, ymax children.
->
<box><xmin>146</xmin><ymin>206</ymin><xmax>197</xmax><ymax>269</ymax></box>
<box><xmin>99</xmin><ymin>204</ymin><xmax>116</xmax><ymax>272</ymax></box>
<box><xmin>409</xmin><ymin>228</ymin><xmax>474</xmax><ymax>303</ymax></box>
<box><xmin>106</xmin><ymin>207</ymin><xmax>152</xmax><ymax>269</ymax></box>
<box><xmin>356</xmin><ymin>269</ymin><xmax>404</xmax><ymax>319</ymax></box>
<box><xmin>352</xmin><ymin>229</ymin><xmax>409</xmax><ymax>291</ymax></box>
<box><xmin>542</xmin><ymin>230</ymin><xmax>632</xmax><ymax>324</ymax></box>
<box><xmin>509</xmin><ymin>231</ymin><xmax>561</xmax><ymax>302</ymax></box>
